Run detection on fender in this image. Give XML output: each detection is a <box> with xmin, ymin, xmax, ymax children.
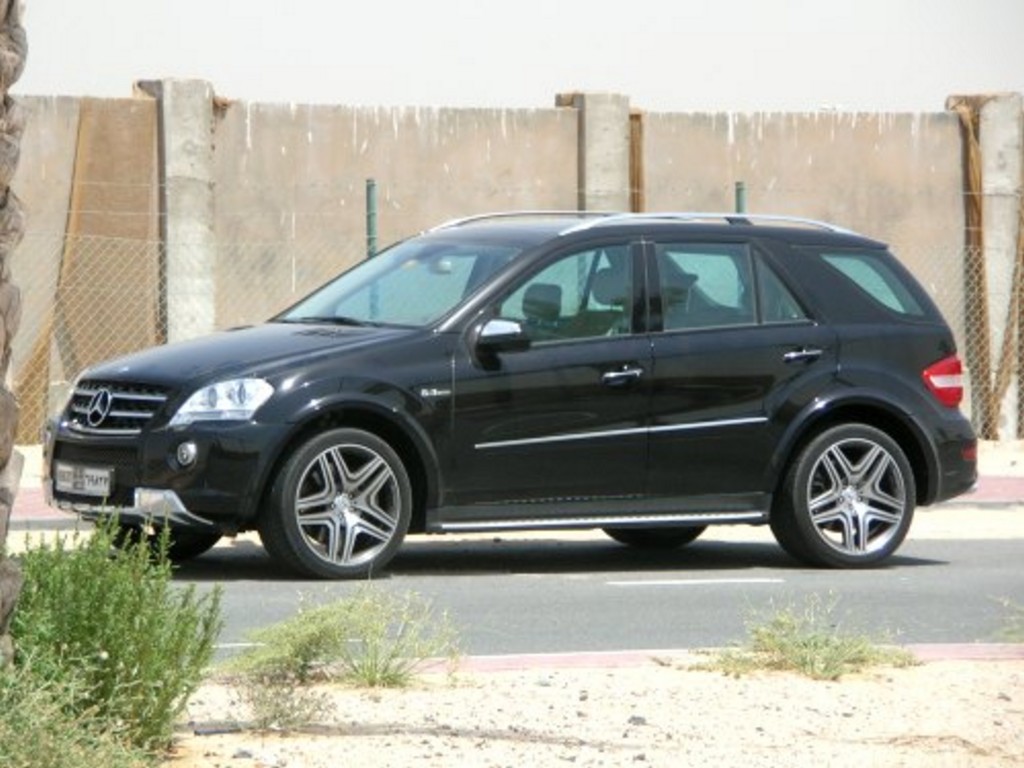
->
<box><xmin>253</xmin><ymin>379</ymin><xmax>445</xmax><ymax>516</ymax></box>
<box><xmin>769</xmin><ymin>382</ymin><xmax>941</xmax><ymax>502</ymax></box>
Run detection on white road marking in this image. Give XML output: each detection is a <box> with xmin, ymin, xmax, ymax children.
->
<box><xmin>215</xmin><ymin>642</ymin><xmax>264</xmax><ymax>650</ymax></box>
<box><xmin>607</xmin><ymin>578</ymin><xmax>784</xmax><ymax>587</ymax></box>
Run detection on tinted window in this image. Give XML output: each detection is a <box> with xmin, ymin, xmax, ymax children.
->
<box><xmin>656</xmin><ymin>243</ymin><xmax>754</xmax><ymax>330</ymax></box>
<box><xmin>279</xmin><ymin>240</ymin><xmax>520</xmax><ymax>326</ymax></box>
<box><xmin>757</xmin><ymin>260</ymin><xmax>808</xmax><ymax>323</ymax></box>
<box><xmin>821</xmin><ymin>251</ymin><xmax>924</xmax><ymax>317</ymax></box>
<box><xmin>498</xmin><ymin>245</ymin><xmax>632</xmax><ymax>341</ymax></box>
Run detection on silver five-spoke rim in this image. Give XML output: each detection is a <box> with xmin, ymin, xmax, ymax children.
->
<box><xmin>293</xmin><ymin>442</ymin><xmax>401</xmax><ymax>567</ymax></box>
<box><xmin>806</xmin><ymin>437</ymin><xmax>907</xmax><ymax>556</ymax></box>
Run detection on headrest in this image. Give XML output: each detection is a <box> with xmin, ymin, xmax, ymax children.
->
<box><xmin>522</xmin><ymin>283</ymin><xmax>562</xmax><ymax>322</ymax></box>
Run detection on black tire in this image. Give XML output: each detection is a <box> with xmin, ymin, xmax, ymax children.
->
<box><xmin>112</xmin><ymin>524</ymin><xmax>221</xmax><ymax>564</ymax></box>
<box><xmin>770</xmin><ymin>423</ymin><xmax>915</xmax><ymax>568</ymax></box>
<box><xmin>603</xmin><ymin>526</ymin><xmax>707</xmax><ymax>549</ymax></box>
<box><xmin>258</xmin><ymin>427</ymin><xmax>412</xmax><ymax>579</ymax></box>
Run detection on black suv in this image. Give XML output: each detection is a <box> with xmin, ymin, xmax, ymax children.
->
<box><xmin>45</xmin><ymin>212</ymin><xmax>977</xmax><ymax>578</ymax></box>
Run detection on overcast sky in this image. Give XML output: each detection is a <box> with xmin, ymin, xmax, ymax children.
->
<box><xmin>14</xmin><ymin>0</ymin><xmax>1024</xmax><ymax>112</ymax></box>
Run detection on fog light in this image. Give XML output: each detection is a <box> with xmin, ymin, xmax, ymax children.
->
<box><xmin>176</xmin><ymin>441</ymin><xmax>198</xmax><ymax>467</ymax></box>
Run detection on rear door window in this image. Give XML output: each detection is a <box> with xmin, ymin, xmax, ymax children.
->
<box><xmin>655</xmin><ymin>243</ymin><xmax>755</xmax><ymax>330</ymax></box>
<box><xmin>756</xmin><ymin>259</ymin><xmax>809</xmax><ymax>324</ymax></box>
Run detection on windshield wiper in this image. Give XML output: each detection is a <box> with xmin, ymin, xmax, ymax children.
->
<box><xmin>276</xmin><ymin>316</ymin><xmax>371</xmax><ymax>327</ymax></box>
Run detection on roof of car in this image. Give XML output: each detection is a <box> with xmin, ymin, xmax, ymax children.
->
<box><xmin>424</xmin><ymin>211</ymin><xmax>886</xmax><ymax>248</ymax></box>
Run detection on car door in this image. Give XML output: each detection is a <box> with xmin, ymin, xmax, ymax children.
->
<box><xmin>444</xmin><ymin>241</ymin><xmax>652</xmax><ymax>520</ymax></box>
<box><xmin>645</xmin><ymin>237</ymin><xmax>837</xmax><ymax>506</ymax></box>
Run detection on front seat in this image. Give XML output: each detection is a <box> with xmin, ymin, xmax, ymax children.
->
<box><xmin>521</xmin><ymin>282</ymin><xmax>562</xmax><ymax>339</ymax></box>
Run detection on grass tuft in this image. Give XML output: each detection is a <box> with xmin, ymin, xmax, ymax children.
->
<box><xmin>706</xmin><ymin>593</ymin><xmax>916</xmax><ymax>681</ymax></box>
<box><xmin>225</xmin><ymin>587</ymin><xmax>460</xmax><ymax>729</ymax></box>
<box><xmin>995</xmin><ymin>598</ymin><xmax>1024</xmax><ymax>642</ymax></box>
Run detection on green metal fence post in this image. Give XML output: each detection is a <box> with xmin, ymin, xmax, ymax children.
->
<box><xmin>735</xmin><ymin>181</ymin><xmax>747</xmax><ymax>214</ymax></box>
<box><xmin>366</xmin><ymin>178</ymin><xmax>378</xmax><ymax>258</ymax></box>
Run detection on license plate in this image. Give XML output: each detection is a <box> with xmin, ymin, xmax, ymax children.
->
<box><xmin>54</xmin><ymin>462</ymin><xmax>113</xmax><ymax>497</ymax></box>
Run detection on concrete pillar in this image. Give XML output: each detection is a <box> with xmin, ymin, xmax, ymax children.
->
<box><xmin>979</xmin><ymin>94</ymin><xmax>1023</xmax><ymax>440</ymax></box>
<box><xmin>558</xmin><ymin>92</ymin><xmax>631</xmax><ymax>211</ymax></box>
<box><xmin>158</xmin><ymin>79</ymin><xmax>217</xmax><ymax>343</ymax></box>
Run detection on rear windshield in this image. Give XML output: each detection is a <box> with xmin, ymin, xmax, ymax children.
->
<box><xmin>819</xmin><ymin>250</ymin><xmax>926</xmax><ymax>317</ymax></box>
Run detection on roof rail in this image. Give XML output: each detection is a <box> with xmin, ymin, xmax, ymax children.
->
<box><xmin>561</xmin><ymin>212</ymin><xmax>857</xmax><ymax>235</ymax></box>
<box><xmin>428</xmin><ymin>210</ymin><xmax>614</xmax><ymax>232</ymax></box>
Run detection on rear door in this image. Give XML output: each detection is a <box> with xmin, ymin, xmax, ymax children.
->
<box><xmin>645</xmin><ymin>237</ymin><xmax>837</xmax><ymax>504</ymax></box>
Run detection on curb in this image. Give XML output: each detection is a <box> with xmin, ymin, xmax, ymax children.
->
<box><xmin>432</xmin><ymin>645</ymin><xmax>1024</xmax><ymax>673</ymax></box>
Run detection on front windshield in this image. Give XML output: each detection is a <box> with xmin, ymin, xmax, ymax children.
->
<box><xmin>276</xmin><ymin>238</ymin><xmax>522</xmax><ymax>327</ymax></box>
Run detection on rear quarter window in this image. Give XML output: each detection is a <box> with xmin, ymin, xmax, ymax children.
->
<box><xmin>820</xmin><ymin>251</ymin><xmax>925</xmax><ymax>317</ymax></box>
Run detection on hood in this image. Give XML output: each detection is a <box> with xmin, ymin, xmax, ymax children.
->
<box><xmin>83</xmin><ymin>322</ymin><xmax>414</xmax><ymax>388</ymax></box>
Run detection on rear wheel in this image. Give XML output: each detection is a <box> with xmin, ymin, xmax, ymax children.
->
<box><xmin>771</xmin><ymin>424</ymin><xmax>915</xmax><ymax>568</ymax></box>
<box><xmin>258</xmin><ymin>428</ymin><xmax>412</xmax><ymax>579</ymax></box>
<box><xmin>603</xmin><ymin>526</ymin><xmax>707</xmax><ymax>549</ymax></box>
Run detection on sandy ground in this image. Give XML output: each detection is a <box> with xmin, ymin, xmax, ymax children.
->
<box><xmin>166</xmin><ymin>657</ymin><xmax>1024</xmax><ymax>767</ymax></box>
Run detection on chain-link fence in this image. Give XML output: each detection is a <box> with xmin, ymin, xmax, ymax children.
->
<box><xmin>8</xmin><ymin>231</ymin><xmax>1018</xmax><ymax>443</ymax></box>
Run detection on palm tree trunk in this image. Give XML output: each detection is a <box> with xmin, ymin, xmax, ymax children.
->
<box><xmin>0</xmin><ymin>0</ymin><xmax>28</xmax><ymax>667</ymax></box>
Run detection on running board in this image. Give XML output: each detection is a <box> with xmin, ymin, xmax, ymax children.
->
<box><xmin>433</xmin><ymin>510</ymin><xmax>768</xmax><ymax>534</ymax></box>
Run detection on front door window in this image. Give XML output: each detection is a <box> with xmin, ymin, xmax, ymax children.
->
<box><xmin>497</xmin><ymin>245</ymin><xmax>633</xmax><ymax>341</ymax></box>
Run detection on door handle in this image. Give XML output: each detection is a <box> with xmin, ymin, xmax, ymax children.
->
<box><xmin>783</xmin><ymin>347</ymin><xmax>824</xmax><ymax>363</ymax></box>
<box><xmin>602</xmin><ymin>367</ymin><xmax>644</xmax><ymax>386</ymax></box>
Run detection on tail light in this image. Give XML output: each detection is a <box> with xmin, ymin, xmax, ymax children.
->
<box><xmin>922</xmin><ymin>355</ymin><xmax>964</xmax><ymax>408</ymax></box>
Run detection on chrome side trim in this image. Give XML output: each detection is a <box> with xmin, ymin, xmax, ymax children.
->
<box><xmin>477</xmin><ymin>426</ymin><xmax>647</xmax><ymax>450</ymax></box>
<box><xmin>476</xmin><ymin>416</ymin><xmax>768</xmax><ymax>450</ymax></box>
<box><xmin>647</xmin><ymin>416</ymin><xmax>767</xmax><ymax>436</ymax></box>
<box><xmin>437</xmin><ymin>510</ymin><xmax>767</xmax><ymax>533</ymax></box>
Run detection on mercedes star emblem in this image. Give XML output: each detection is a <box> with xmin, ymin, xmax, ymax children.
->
<box><xmin>86</xmin><ymin>388</ymin><xmax>113</xmax><ymax>427</ymax></box>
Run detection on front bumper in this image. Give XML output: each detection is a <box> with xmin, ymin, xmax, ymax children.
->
<box><xmin>47</xmin><ymin>483</ymin><xmax>221</xmax><ymax>532</ymax></box>
<box><xmin>44</xmin><ymin>417</ymin><xmax>289</xmax><ymax>534</ymax></box>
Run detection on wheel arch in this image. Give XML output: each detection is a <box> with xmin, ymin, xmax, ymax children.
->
<box><xmin>254</xmin><ymin>401</ymin><xmax>440</xmax><ymax>534</ymax></box>
<box><xmin>772</xmin><ymin>397</ymin><xmax>937</xmax><ymax>509</ymax></box>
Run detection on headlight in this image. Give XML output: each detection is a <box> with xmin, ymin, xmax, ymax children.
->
<box><xmin>169</xmin><ymin>378</ymin><xmax>274</xmax><ymax>426</ymax></box>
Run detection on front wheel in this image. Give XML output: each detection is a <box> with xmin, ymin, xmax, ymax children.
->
<box><xmin>259</xmin><ymin>428</ymin><xmax>412</xmax><ymax>579</ymax></box>
<box><xmin>112</xmin><ymin>524</ymin><xmax>221</xmax><ymax>563</ymax></box>
<box><xmin>771</xmin><ymin>424</ymin><xmax>915</xmax><ymax>568</ymax></box>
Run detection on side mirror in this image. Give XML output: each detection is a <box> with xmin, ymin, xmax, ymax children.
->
<box><xmin>476</xmin><ymin>318</ymin><xmax>531</xmax><ymax>356</ymax></box>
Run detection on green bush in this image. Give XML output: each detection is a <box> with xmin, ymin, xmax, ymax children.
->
<box><xmin>11</xmin><ymin>523</ymin><xmax>222</xmax><ymax>752</ymax></box>
<box><xmin>0</xmin><ymin>664</ymin><xmax>149</xmax><ymax>768</ymax></box>
<box><xmin>708</xmin><ymin>594</ymin><xmax>916</xmax><ymax>681</ymax></box>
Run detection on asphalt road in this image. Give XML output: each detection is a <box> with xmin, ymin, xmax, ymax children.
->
<box><xmin>171</xmin><ymin>511</ymin><xmax>1024</xmax><ymax>657</ymax></box>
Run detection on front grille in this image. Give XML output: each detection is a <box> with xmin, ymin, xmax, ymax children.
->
<box><xmin>68</xmin><ymin>380</ymin><xmax>171</xmax><ymax>435</ymax></box>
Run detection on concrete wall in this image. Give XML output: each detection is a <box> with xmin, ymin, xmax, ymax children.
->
<box><xmin>9</xmin><ymin>96</ymin><xmax>160</xmax><ymax>438</ymax></box>
<box><xmin>642</xmin><ymin>110</ymin><xmax>965</xmax><ymax>313</ymax></box>
<box><xmin>978</xmin><ymin>95</ymin><xmax>1023</xmax><ymax>438</ymax></box>
<box><xmin>212</xmin><ymin>102</ymin><xmax>579</xmax><ymax>325</ymax></box>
